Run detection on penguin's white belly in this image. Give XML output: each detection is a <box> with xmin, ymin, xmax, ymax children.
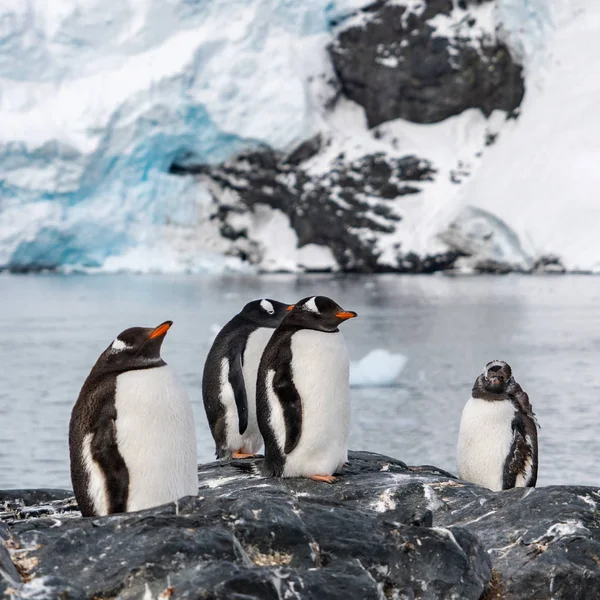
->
<box><xmin>275</xmin><ymin>330</ymin><xmax>350</xmax><ymax>477</ymax></box>
<box><xmin>221</xmin><ymin>327</ymin><xmax>272</xmax><ymax>454</ymax></box>
<box><xmin>457</xmin><ymin>397</ymin><xmax>516</xmax><ymax>492</ymax></box>
<box><xmin>115</xmin><ymin>365</ymin><xmax>198</xmax><ymax>512</ymax></box>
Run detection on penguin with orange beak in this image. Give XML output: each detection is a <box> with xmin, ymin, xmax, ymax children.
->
<box><xmin>203</xmin><ymin>299</ymin><xmax>293</xmax><ymax>459</ymax></box>
<box><xmin>256</xmin><ymin>296</ymin><xmax>357</xmax><ymax>482</ymax></box>
<box><xmin>69</xmin><ymin>321</ymin><xmax>197</xmax><ymax>516</ymax></box>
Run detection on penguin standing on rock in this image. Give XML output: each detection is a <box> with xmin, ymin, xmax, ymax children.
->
<box><xmin>69</xmin><ymin>322</ymin><xmax>197</xmax><ymax>517</ymax></box>
<box><xmin>457</xmin><ymin>360</ymin><xmax>538</xmax><ymax>492</ymax></box>
<box><xmin>256</xmin><ymin>296</ymin><xmax>357</xmax><ymax>483</ymax></box>
<box><xmin>203</xmin><ymin>299</ymin><xmax>292</xmax><ymax>459</ymax></box>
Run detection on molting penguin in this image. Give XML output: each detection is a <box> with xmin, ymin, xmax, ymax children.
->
<box><xmin>69</xmin><ymin>322</ymin><xmax>197</xmax><ymax>517</ymax></box>
<box><xmin>256</xmin><ymin>296</ymin><xmax>357</xmax><ymax>483</ymax></box>
<box><xmin>457</xmin><ymin>360</ymin><xmax>538</xmax><ymax>492</ymax></box>
<box><xmin>203</xmin><ymin>299</ymin><xmax>292</xmax><ymax>459</ymax></box>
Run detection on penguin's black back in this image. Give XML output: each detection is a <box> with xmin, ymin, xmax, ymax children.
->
<box><xmin>255</xmin><ymin>326</ymin><xmax>302</xmax><ymax>477</ymax></box>
<box><xmin>202</xmin><ymin>315</ymin><xmax>257</xmax><ymax>457</ymax></box>
<box><xmin>70</xmin><ymin>344</ymin><xmax>167</xmax><ymax>517</ymax></box>
<box><xmin>69</xmin><ymin>366</ymin><xmax>129</xmax><ymax>517</ymax></box>
<box><xmin>504</xmin><ymin>380</ymin><xmax>539</xmax><ymax>488</ymax></box>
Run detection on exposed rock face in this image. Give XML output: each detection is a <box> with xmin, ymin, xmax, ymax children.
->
<box><xmin>329</xmin><ymin>0</ymin><xmax>525</xmax><ymax>127</ymax></box>
<box><xmin>172</xmin><ymin>149</ymin><xmax>459</xmax><ymax>274</ymax></box>
<box><xmin>2</xmin><ymin>452</ymin><xmax>599</xmax><ymax>599</ymax></box>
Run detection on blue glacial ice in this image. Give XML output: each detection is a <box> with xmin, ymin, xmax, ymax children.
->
<box><xmin>0</xmin><ymin>0</ymin><xmax>366</xmax><ymax>272</ymax></box>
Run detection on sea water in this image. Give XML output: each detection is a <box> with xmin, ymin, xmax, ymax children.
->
<box><xmin>1</xmin><ymin>272</ymin><xmax>599</xmax><ymax>489</ymax></box>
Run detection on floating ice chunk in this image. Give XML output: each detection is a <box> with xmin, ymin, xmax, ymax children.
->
<box><xmin>349</xmin><ymin>349</ymin><xmax>407</xmax><ymax>388</ymax></box>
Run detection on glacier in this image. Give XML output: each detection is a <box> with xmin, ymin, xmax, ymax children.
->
<box><xmin>0</xmin><ymin>0</ymin><xmax>346</xmax><ymax>271</ymax></box>
<box><xmin>0</xmin><ymin>0</ymin><xmax>598</xmax><ymax>273</ymax></box>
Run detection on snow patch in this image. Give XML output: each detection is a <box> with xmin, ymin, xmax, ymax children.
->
<box><xmin>438</xmin><ymin>205</ymin><xmax>533</xmax><ymax>272</ymax></box>
<box><xmin>203</xmin><ymin>475</ymin><xmax>245</xmax><ymax>489</ymax></box>
<box><xmin>578</xmin><ymin>495</ymin><xmax>597</xmax><ymax>509</ymax></box>
<box><xmin>371</xmin><ymin>488</ymin><xmax>397</xmax><ymax>513</ymax></box>
<box><xmin>531</xmin><ymin>520</ymin><xmax>590</xmax><ymax>544</ymax></box>
<box><xmin>431</xmin><ymin>527</ymin><xmax>466</xmax><ymax>556</ymax></box>
<box><xmin>423</xmin><ymin>484</ymin><xmax>444</xmax><ymax>511</ymax></box>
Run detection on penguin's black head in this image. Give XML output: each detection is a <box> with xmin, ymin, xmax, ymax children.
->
<box><xmin>483</xmin><ymin>360</ymin><xmax>512</xmax><ymax>392</ymax></box>
<box><xmin>99</xmin><ymin>321</ymin><xmax>172</xmax><ymax>372</ymax></box>
<box><xmin>238</xmin><ymin>299</ymin><xmax>294</xmax><ymax>328</ymax></box>
<box><xmin>283</xmin><ymin>296</ymin><xmax>357</xmax><ymax>333</ymax></box>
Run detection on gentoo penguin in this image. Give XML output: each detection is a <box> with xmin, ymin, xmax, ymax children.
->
<box><xmin>457</xmin><ymin>360</ymin><xmax>538</xmax><ymax>492</ymax></box>
<box><xmin>69</xmin><ymin>322</ymin><xmax>197</xmax><ymax>517</ymax></box>
<box><xmin>256</xmin><ymin>296</ymin><xmax>357</xmax><ymax>483</ymax></box>
<box><xmin>203</xmin><ymin>299</ymin><xmax>292</xmax><ymax>459</ymax></box>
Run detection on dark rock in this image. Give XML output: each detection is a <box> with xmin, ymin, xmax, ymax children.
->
<box><xmin>533</xmin><ymin>254</ymin><xmax>567</xmax><ymax>274</ymax></box>
<box><xmin>329</xmin><ymin>0</ymin><xmax>525</xmax><ymax>127</ymax></box>
<box><xmin>172</xmin><ymin>147</ymin><xmax>456</xmax><ymax>274</ymax></box>
<box><xmin>0</xmin><ymin>522</ymin><xmax>21</xmax><ymax>588</ymax></box>
<box><xmin>285</xmin><ymin>134</ymin><xmax>324</xmax><ymax>166</ymax></box>
<box><xmin>2</xmin><ymin>451</ymin><xmax>598</xmax><ymax>599</ymax></box>
<box><xmin>0</xmin><ymin>452</ymin><xmax>491</xmax><ymax>599</ymax></box>
<box><xmin>0</xmin><ymin>490</ymin><xmax>73</xmax><ymax>506</ymax></box>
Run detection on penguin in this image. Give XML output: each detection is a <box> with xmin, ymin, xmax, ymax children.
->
<box><xmin>202</xmin><ymin>299</ymin><xmax>292</xmax><ymax>459</ymax></box>
<box><xmin>256</xmin><ymin>296</ymin><xmax>357</xmax><ymax>483</ymax></box>
<box><xmin>69</xmin><ymin>321</ymin><xmax>197</xmax><ymax>517</ymax></box>
<box><xmin>457</xmin><ymin>360</ymin><xmax>538</xmax><ymax>492</ymax></box>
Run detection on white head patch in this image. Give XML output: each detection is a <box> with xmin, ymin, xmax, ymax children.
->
<box><xmin>111</xmin><ymin>338</ymin><xmax>130</xmax><ymax>352</ymax></box>
<box><xmin>304</xmin><ymin>297</ymin><xmax>319</xmax><ymax>313</ymax></box>
<box><xmin>260</xmin><ymin>299</ymin><xmax>275</xmax><ymax>315</ymax></box>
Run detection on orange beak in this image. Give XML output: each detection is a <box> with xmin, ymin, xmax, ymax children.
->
<box><xmin>149</xmin><ymin>321</ymin><xmax>173</xmax><ymax>339</ymax></box>
<box><xmin>286</xmin><ymin>305</ymin><xmax>295</xmax><ymax>311</ymax></box>
<box><xmin>335</xmin><ymin>311</ymin><xmax>357</xmax><ymax>320</ymax></box>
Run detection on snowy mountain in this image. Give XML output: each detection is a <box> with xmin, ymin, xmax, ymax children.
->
<box><xmin>0</xmin><ymin>0</ymin><xmax>596</xmax><ymax>273</ymax></box>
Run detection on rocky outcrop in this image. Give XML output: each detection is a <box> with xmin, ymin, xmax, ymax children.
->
<box><xmin>171</xmin><ymin>148</ymin><xmax>460</xmax><ymax>274</ymax></box>
<box><xmin>2</xmin><ymin>452</ymin><xmax>600</xmax><ymax>599</ymax></box>
<box><xmin>163</xmin><ymin>1</ymin><xmax>534</xmax><ymax>276</ymax></box>
<box><xmin>329</xmin><ymin>0</ymin><xmax>525</xmax><ymax>127</ymax></box>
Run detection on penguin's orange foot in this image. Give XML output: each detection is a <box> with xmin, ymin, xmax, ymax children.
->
<box><xmin>232</xmin><ymin>451</ymin><xmax>258</xmax><ymax>459</ymax></box>
<box><xmin>309</xmin><ymin>474</ymin><xmax>337</xmax><ymax>484</ymax></box>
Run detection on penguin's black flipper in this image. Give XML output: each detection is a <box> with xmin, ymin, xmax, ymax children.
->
<box><xmin>90</xmin><ymin>405</ymin><xmax>130</xmax><ymax>514</ymax></box>
<box><xmin>272</xmin><ymin>359</ymin><xmax>302</xmax><ymax>455</ymax></box>
<box><xmin>229</xmin><ymin>351</ymin><xmax>248</xmax><ymax>435</ymax></box>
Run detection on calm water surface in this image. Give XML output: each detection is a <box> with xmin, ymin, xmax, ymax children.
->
<box><xmin>1</xmin><ymin>273</ymin><xmax>600</xmax><ymax>489</ymax></box>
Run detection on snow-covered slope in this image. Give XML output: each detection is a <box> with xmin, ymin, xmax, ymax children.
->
<box><xmin>454</xmin><ymin>0</ymin><xmax>600</xmax><ymax>272</ymax></box>
<box><xmin>0</xmin><ymin>0</ymin><xmax>597</xmax><ymax>273</ymax></box>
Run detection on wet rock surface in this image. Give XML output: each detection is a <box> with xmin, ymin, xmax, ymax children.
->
<box><xmin>329</xmin><ymin>0</ymin><xmax>525</xmax><ymax>127</ymax></box>
<box><xmin>1</xmin><ymin>451</ymin><xmax>599</xmax><ymax>599</ymax></box>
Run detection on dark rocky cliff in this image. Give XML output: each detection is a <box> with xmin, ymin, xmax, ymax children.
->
<box><xmin>329</xmin><ymin>0</ymin><xmax>524</xmax><ymax>127</ymax></box>
<box><xmin>1</xmin><ymin>451</ymin><xmax>599</xmax><ymax>599</ymax></box>
<box><xmin>169</xmin><ymin>0</ymin><xmax>527</xmax><ymax>275</ymax></box>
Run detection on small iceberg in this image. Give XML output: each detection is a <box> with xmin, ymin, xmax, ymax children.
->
<box><xmin>350</xmin><ymin>349</ymin><xmax>407</xmax><ymax>388</ymax></box>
